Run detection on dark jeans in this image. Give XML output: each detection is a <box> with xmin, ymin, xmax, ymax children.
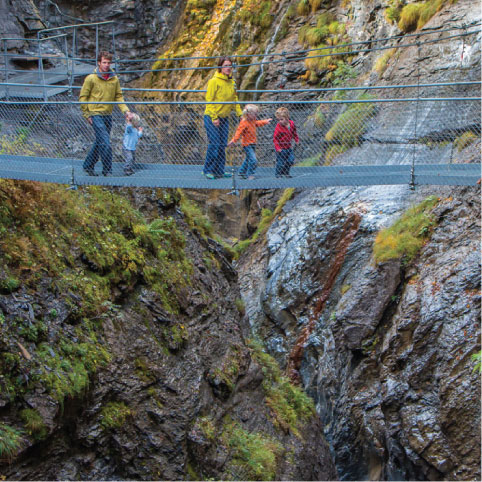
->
<box><xmin>203</xmin><ymin>115</ymin><xmax>229</xmax><ymax>176</ymax></box>
<box><xmin>239</xmin><ymin>144</ymin><xmax>257</xmax><ymax>176</ymax></box>
<box><xmin>84</xmin><ymin>115</ymin><xmax>113</xmax><ymax>174</ymax></box>
<box><xmin>275</xmin><ymin>148</ymin><xmax>294</xmax><ymax>176</ymax></box>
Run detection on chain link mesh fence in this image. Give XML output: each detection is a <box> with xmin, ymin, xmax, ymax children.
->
<box><xmin>0</xmin><ymin>82</ymin><xmax>479</xmax><ymax>189</ymax></box>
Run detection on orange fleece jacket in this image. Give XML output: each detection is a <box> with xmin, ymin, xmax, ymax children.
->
<box><xmin>230</xmin><ymin>118</ymin><xmax>270</xmax><ymax>147</ymax></box>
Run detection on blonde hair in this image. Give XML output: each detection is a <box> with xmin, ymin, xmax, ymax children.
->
<box><xmin>242</xmin><ymin>104</ymin><xmax>259</xmax><ymax>118</ymax></box>
<box><xmin>130</xmin><ymin>113</ymin><xmax>141</xmax><ymax>128</ymax></box>
<box><xmin>275</xmin><ymin>107</ymin><xmax>289</xmax><ymax>120</ymax></box>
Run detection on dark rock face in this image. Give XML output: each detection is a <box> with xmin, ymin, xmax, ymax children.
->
<box><xmin>32</xmin><ymin>0</ymin><xmax>184</xmax><ymax>78</ymax></box>
<box><xmin>0</xmin><ymin>187</ymin><xmax>337</xmax><ymax>481</ymax></box>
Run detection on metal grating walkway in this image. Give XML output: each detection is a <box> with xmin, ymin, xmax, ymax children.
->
<box><xmin>0</xmin><ymin>154</ymin><xmax>479</xmax><ymax>189</ymax></box>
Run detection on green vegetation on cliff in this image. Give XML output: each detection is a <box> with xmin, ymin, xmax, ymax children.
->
<box><xmin>373</xmin><ymin>195</ymin><xmax>439</xmax><ymax>263</ymax></box>
<box><xmin>0</xmin><ymin>180</ymin><xmax>194</xmax><ymax>412</ymax></box>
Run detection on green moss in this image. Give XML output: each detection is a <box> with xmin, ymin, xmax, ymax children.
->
<box><xmin>100</xmin><ymin>401</ymin><xmax>132</xmax><ymax>430</ymax></box>
<box><xmin>0</xmin><ymin>275</ymin><xmax>20</xmax><ymax>293</ymax></box>
<box><xmin>0</xmin><ymin>423</ymin><xmax>23</xmax><ymax>462</ymax></box>
<box><xmin>194</xmin><ymin>415</ymin><xmax>217</xmax><ymax>441</ymax></box>
<box><xmin>472</xmin><ymin>350</ymin><xmax>481</xmax><ymax>374</ymax></box>
<box><xmin>19</xmin><ymin>409</ymin><xmax>47</xmax><ymax>441</ymax></box>
<box><xmin>163</xmin><ymin>323</ymin><xmax>189</xmax><ymax>352</ymax></box>
<box><xmin>340</xmin><ymin>283</ymin><xmax>351</xmax><ymax>295</ymax></box>
<box><xmin>373</xmin><ymin>195</ymin><xmax>439</xmax><ymax>264</ymax></box>
<box><xmin>30</xmin><ymin>338</ymin><xmax>111</xmax><ymax>406</ymax></box>
<box><xmin>223</xmin><ymin>421</ymin><xmax>282</xmax><ymax>481</ymax></box>
<box><xmin>135</xmin><ymin>357</ymin><xmax>156</xmax><ymax>383</ymax></box>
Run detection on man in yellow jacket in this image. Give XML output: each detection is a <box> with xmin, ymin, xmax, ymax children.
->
<box><xmin>203</xmin><ymin>57</ymin><xmax>242</xmax><ymax>179</ymax></box>
<box><xmin>79</xmin><ymin>51</ymin><xmax>129</xmax><ymax>176</ymax></box>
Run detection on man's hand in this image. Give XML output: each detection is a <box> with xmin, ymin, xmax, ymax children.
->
<box><xmin>87</xmin><ymin>117</ymin><xmax>93</xmax><ymax>125</ymax></box>
<box><xmin>212</xmin><ymin>118</ymin><xmax>220</xmax><ymax>127</ymax></box>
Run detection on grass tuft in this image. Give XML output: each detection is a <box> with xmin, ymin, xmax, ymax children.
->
<box><xmin>373</xmin><ymin>195</ymin><xmax>439</xmax><ymax>264</ymax></box>
<box><xmin>454</xmin><ymin>131</ymin><xmax>477</xmax><ymax>152</ymax></box>
<box><xmin>0</xmin><ymin>423</ymin><xmax>23</xmax><ymax>462</ymax></box>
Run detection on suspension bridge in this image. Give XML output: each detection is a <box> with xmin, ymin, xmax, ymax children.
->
<box><xmin>0</xmin><ymin>19</ymin><xmax>479</xmax><ymax>191</ymax></box>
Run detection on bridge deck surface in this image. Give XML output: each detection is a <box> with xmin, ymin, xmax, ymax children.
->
<box><xmin>0</xmin><ymin>62</ymin><xmax>93</xmax><ymax>99</ymax></box>
<box><xmin>0</xmin><ymin>154</ymin><xmax>479</xmax><ymax>189</ymax></box>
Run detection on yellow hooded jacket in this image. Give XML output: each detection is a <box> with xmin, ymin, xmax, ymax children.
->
<box><xmin>79</xmin><ymin>69</ymin><xmax>129</xmax><ymax>119</ymax></box>
<box><xmin>204</xmin><ymin>72</ymin><xmax>243</xmax><ymax>121</ymax></box>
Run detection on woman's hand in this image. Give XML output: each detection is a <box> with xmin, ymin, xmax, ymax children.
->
<box><xmin>212</xmin><ymin>119</ymin><xmax>220</xmax><ymax>127</ymax></box>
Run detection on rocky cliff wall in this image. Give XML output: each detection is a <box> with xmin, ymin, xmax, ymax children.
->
<box><xmin>235</xmin><ymin>1</ymin><xmax>481</xmax><ymax>479</ymax></box>
<box><xmin>0</xmin><ymin>184</ymin><xmax>337</xmax><ymax>480</ymax></box>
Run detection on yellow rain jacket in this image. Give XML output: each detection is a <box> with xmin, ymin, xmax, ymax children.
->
<box><xmin>204</xmin><ymin>72</ymin><xmax>243</xmax><ymax>121</ymax></box>
<box><xmin>79</xmin><ymin>69</ymin><xmax>129</xmax><ymax>118</ymax></box>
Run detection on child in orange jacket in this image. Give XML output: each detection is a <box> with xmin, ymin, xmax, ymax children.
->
<box><xmin>228</xmin><ymin>104</ymin><xmax>272</xmax><ymax>180</ymax></box>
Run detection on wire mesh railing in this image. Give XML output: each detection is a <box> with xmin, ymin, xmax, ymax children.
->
<box><xmin>0</xmin><ymin>81</ymin><xmax>479</xmax><ymax>190</ymax></box>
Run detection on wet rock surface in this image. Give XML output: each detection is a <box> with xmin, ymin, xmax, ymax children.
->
<box><xmin>238</xmin><ymin>183</ymin><xmax>481</xmax><ymax>480</ymax></box>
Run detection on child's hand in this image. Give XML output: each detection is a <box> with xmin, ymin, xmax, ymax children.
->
<box><xmin>266</xmin><ymin>118</ymin><xmax>273</xmax><ymax>123</ymax></box>
<box><xmin>138</xmin><ymin>127</ymin><xmax>143</xmax><ymax>133</ymax></box>
<box><xmin>227</xmin><ymin>140</ymin><xmax>234</xmax><ymax>147</ymax></box>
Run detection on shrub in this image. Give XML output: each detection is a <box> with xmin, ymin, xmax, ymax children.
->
<box><xmin>317</xmin><ymin>12</ymin><xmax>336</xmax><ymax>27</ymax></box>
<box><xmin>235</xmin><ymin>298</ymin><xmax>246</xmax><ymax>316</ymax></box>
<box><xmin>373</xmin><ymin>195</ymin><xmax>439</xmax><ymax>264</ymax></box>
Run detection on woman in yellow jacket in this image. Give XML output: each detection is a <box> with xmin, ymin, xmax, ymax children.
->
<box><xmin>203</xmin><ymin>57</ymin><xmax>242</xmax><ymax>179</ymax></box>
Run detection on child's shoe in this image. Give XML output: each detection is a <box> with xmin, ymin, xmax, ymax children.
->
<box><xmin>248</xmin><ymin>175</ymin><xmax>255</xmax><ymax>180</ymax></box>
